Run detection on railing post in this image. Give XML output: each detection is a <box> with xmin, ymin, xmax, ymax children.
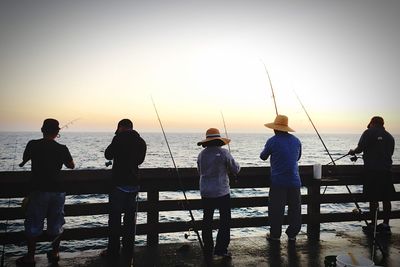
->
<box><xmin>147</xmin><ymin>190</ymin><xmax>159</xmax><ymax>247</ymax></box>
<box><xmin>307</xmin><ymin>179</ymin><xmax>321</xmax><ymax>239</ymax></box>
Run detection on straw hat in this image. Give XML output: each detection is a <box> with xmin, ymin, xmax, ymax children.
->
<box><xmin>264</xmin><ymin>115</ymin><xmax>295</xmax><ymax>132</ymax></box>
<box><xmin>197</xmin><ymin>128</ymin><xmax>230</xmax><ymax>146</ymax></box>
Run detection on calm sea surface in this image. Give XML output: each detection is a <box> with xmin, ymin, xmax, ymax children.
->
<box><xmin>1</xmin><ymin>132</ymin><xmax>399</xmax><ymax>256</ymax></box>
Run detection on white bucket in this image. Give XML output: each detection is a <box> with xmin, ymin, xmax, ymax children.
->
<box><xmin>336</xmin><ymin>254</ymin><xmax>374</xmax><ymax>267</ymax></box>
<box><xmin>313</xmin><ymin>163</ymin><xmax>322</xmax><ymax>179</ymax></box>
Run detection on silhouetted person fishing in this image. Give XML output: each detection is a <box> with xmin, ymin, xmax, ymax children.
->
<box><xmin>349</xmin><ymin>116</ymin><xmax>395</xmax><ymax>234</ymax></box>
<box><xmin>16</xmin><ymin>118</ymin><xmax>75</xmax><ymax>266</ymax></box>
<box><xmin>101</xmin><ymin>119</ymin><xmax>146</xmax><ymax>258</ymax></box>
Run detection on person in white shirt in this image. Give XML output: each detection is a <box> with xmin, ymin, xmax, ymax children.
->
<box><xmin>197</xmin><ymin>128</ymin><xmax>240</xmax><ymax>259</ymax></box>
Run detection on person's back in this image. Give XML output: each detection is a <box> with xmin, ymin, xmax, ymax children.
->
<box><xmin>198</xmin><ymin>146</ymin><xmax>239</xmax><ymax>198</ymax></box>
<box><xmin>349</xmin><ymin>116</ymin><xmax>396</xmax><ymax>234</ymax></box>
<box><xmin>24</xmin><ymin>138</ymin><xmax>72</xmax><ymax>192</ymax></box>
<box><xmin>359</xmin><ymin>126</ymin><xmax>394</xmax><ymax>171</ymax></box>
<box><xmin>260</xmin><ymin>132</ymin><xmax>301</xmax><ymax>187</ymax></box>
<box><xmin>259</xmin><ymin>115</ymin><xmax>302</xmax><ymax>242</ymax></box>
<box><xmin>105</xmin><ymin>129</ymin><xmax>146</xmax><ymax>186</ymax></box>
<box><xmin>102</xmin><ymin>119</ymin><xmax>147</xmax><ymax>258</ymax></box>
<box><xmin>17</xmin><ymin>118</ymin><xmax>74</xmax><ymax>266</ymax></box>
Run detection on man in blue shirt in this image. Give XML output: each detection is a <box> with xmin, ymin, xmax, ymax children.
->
<box><xmin>349</xmin><ymin>116</ymin><xmax>395</xmax><ymax>234</ymax></box>
<box><xmin>260</xmin><ymin>115</ymin><xmax>302</xmax><ymax>242</ymax></box>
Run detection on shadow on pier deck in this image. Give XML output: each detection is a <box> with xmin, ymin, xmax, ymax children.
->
<box><xmin>6</xmin><ymin>221</ymin><xmax>400</xmax><ymax>266</ymax></box>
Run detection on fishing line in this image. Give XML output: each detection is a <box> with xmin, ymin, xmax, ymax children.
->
<box><xmin>294</xmin><ymin>90</ymin><xmax>384</xmax><ymax>256</ymax></box>
<box><xmin>1</xmin><ymin>138</ymin><xmax>18</xmax><ymax>267</ymax></box>
<box><xmin>260</xmin><ymin>60</ymin><xmax>279</xmax><ymax>116</ymax></box>
<box><xmin>150</xmin><ymin>96</ymin><xmax>205</xmax><ymax>255</ymax></box>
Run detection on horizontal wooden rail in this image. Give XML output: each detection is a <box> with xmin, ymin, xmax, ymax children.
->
<box><xmin>1</xmin><ymin>165</ymin><xmax>400</xmax><ymax>245</ymax></box>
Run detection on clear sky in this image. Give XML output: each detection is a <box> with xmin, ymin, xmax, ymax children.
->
<box><xmin>1</xmin><ymin>0</ymin><xmax>399</xmax><ymax>134</ymax></box>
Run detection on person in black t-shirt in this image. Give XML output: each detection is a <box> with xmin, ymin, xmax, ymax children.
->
<box><xmin>16</xmin><ymin>118</ymin><xmax>75</xmax><ymax>266</ymax></box>
<box><xmin>349</xmin><ymin>116</ymin><xmax>395</xmax><ymax>234</ymax></box>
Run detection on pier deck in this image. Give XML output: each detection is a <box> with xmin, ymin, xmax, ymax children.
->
<box><xmin>5</xmin><ymin>220</ymin><xmax>400</xmax><ymax>266</ymax></box>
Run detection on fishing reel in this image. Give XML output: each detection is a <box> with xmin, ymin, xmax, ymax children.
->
<box><xmin>350</xmin><ymin>155</ymin><xmax>361</xmax><ymax>162</ymax></box>
<box><xmin>184</xmin><ymin>228</ymin><xmax>193</xmax><ymax>239</ymax></box>
<box><xmin>105</xmin><ymin>161</ymin><xmax>113</xmax><ymax>167</ymax></box>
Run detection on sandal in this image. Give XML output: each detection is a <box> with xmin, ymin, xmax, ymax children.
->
<box><xmin>16</xmin><ymin>255</ymin><xmax>36</xmax><ymax>266</ymax></box>
<box><xmin>46</xmin><ymin>251</ymin><xmax>60</xmax><ymax>263</ymax></box>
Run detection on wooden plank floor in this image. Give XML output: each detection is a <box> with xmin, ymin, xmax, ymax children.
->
<box><xmin>5</xmin><ymin>220</ymin><xmax>400</xmax><ymax>266</ymax></box>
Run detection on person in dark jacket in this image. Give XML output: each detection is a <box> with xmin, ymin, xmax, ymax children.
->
<box><xmin>101</xmin><ymin>119</ymin><xmax>147</xmax><ymax>258</ymax></box>
<box><xmin>349</xmin><ymin>116</ymin><xmax>395</xmax><ymax>234</ymax></box>
<box><xmin>16</xmin><ymin>118</ymin><xmax>75</xmax><ymax>266</ymax></box>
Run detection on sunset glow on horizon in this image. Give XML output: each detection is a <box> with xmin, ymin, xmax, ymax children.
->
<box><xmin>1</xmin><ymin>1</ymin><xmax>399</xmax><ymax>134</ymax></box>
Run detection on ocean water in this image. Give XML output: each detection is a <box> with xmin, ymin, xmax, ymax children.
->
<box><xmin>1</xmin><ymin>132</ymin><xmax>400</xmax><ymax>256</ymax></box>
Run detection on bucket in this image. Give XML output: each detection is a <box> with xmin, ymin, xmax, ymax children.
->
<box><xmin>336</xmin><ymin>254</ymin><xmax>374</xmax><ymax>267</ymax></box>
<box><xmin>313</xmin><ymin>163</ymin><xmax>322</xmax><ymax>179</ymax></box>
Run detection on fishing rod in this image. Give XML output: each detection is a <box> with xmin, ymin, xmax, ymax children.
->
<box><xmin>60</xmin><ymin>118</ymin><xmax>81</xmax><ymax>130</ymax></box>
<box><xmin>294</xmin><ymin>90</ymin><xmax>385</xmax><ymax>255</ymax></box>
<box><xmin>221</xmin><ymin>111</ymin><xmax>238</xmax><ymax>184</ymax></box>
<box><xmin>326</xmin><ymin>153</ymin><xmax>350</xmax><ymax>165</ymax></box>
<box><xmin>261</xmin><ymin>61</ymin><xmax>279</xmax><ymax>116</ymax></box>
<box><xmin>220</xmin><ymin>111</ymin><xmax>231</xmax><ymax>152</ymax></box>
<box><xmin>150</xmin><ymin>97</ymin><xmax>205</xmax><ymax>255</ymax></box>
<box><xmin>1</xmin><ymin>138</ymin><xmax>18</xmax><ymax>267</ymax></box>
<box><xmin>294</xmin><ymin>90</ymin><xmax>362</xmax><ymax>212</ymax></box>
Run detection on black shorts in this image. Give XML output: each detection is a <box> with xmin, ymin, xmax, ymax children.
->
<box><xmin>363</xmin><ymin>170</ymin><xmax>395</xmax><ymax>201</ymax></box>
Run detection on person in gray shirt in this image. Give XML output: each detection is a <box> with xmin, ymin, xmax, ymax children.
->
<box><xmin>197</xmin><ymin>128</ymin><xmax>240</xmax><ymax>260</ymax></box>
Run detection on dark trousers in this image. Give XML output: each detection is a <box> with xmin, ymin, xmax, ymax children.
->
<box><xmin>364</xmin><ymin>170</ymin><xmax>395</xmax><ymax>224</ymax></box>
<box><xmin>201</xmin><ymin>194</ymin><xmax>231</xmax><ymax>255</ymax></box>
<box><xmin>108</xmin><ymin>187</ymin><xmax>138</xmax><ymax>254</ymax></box>
<box><xmin>268</xmin><ymin>186</ymin><xmax>302</xmax><ymax>238</ymax></box>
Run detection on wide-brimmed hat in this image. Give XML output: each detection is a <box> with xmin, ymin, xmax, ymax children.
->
<box><xmin>197</xmin><ymin>128</ymin><xmax>230</xmax><ymax>146</ymax></box>
<box><xmin>264</xmin><ymin>115</ymin><xmax>295</xmax><ymax>132</ymax></box>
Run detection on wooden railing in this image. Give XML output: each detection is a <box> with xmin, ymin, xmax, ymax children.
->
<box><xmin>1</xmin><ymin>165</ymin><xmax>400</xmax><ymax>246</ymax></box>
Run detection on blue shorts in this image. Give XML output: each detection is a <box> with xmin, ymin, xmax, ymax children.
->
<box><xmin>24</xmin><ymin>191</ymin><xmax>66</xmax><ymax>237</ymax></box>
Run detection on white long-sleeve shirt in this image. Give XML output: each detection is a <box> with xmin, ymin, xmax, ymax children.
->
<box><xmin>197</xmin><ymin>146</ymin><xmax>240</xmax><ymax>198</ymax></box>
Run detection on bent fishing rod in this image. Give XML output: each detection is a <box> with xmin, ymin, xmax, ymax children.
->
<box><xmin>151</xmin><ymin>97</ymin><xmax>205</xmax><ymax>254</ymax></box>
<box><xmin>60</xmin><ymin>118</ymin><xmax>81</xmax><ymax>130</ymax></box>
<box><xmin>294</xmin><ymin>90</ymin><xmax>384</xmax><ymax>255</ymax></box>
<box><xmin>220</xmin><ymin>111</ymin><xmax>231</xmax><ymax>152</ymax></box>
<box><xmin>261</xmin><ymin>61</ymin><xmax>279</xmax><ymax>116</ymax></box>
<box><xmin>221</xmin><ymin>111</ymin><xmax>238</xmax><ymax>184</ymax></box>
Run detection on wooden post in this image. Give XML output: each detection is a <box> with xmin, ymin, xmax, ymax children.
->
<box><xmin>307</xmin><ymin>179</ymin><xmax>321</xmax><ymax>239</ymax></box>
<box><xmin>147</xmin><ymin>190</ymin><xmax>159</xmax><ymax>247</ymax></box>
